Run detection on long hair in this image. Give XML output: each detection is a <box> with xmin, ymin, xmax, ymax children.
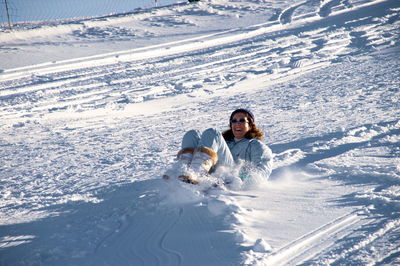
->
<box><xmin>222</xmin><ymin>112</ymin><xmax>264</xmax><ymax>141</ymax></box>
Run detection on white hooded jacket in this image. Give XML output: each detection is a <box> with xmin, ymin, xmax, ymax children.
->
<box><xmin>226</xmin><ymin>138</ymin><xmax>273</xmax><ymax>180</ymax></box>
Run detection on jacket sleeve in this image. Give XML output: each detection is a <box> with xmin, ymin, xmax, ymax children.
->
<box><xmin>241</xmin><ymin>140</ymin><xmax>273</xmax><ymax>180</ymax></box>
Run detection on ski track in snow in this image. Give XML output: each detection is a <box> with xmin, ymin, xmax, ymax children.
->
<box><xmin>245</xmin><ymin>209</ymin><xmax>400</xmax><ymax>265</ymax></box>
<box><xmin>0</xmin><ymin>0</ymin><xmax>399</xmax><ymax>265</ymax></box>
<box><xmin>253</xmin><ymin>210</ymin><xmax>368</xmax><ymax>265</ymax></box>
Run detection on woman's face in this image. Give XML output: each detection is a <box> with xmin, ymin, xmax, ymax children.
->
<box><xmin>231</xmin><ymin>112</ymin><xmax>250</xmax><ymax>139</ymax></box>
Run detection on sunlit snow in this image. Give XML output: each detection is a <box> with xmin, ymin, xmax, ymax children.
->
<box><xmin>0</xmin><ymin>0</ymin><xmax>399</xmax><ymax>265</ymax></box>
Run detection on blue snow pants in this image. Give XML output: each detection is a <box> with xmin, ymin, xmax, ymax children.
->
<box><xmin>181</xmin><ymin>128</ymin><xmax>235</xmax><ymax>169</ymax></box>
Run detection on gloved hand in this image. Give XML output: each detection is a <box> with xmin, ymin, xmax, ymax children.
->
<box><xmin>239</xmin><ymin>163</ymin><xmax>252</xmax><ymax>180</ymax></box>
<box><xmin>239</xmin><ymin>172</ymin><xmax>249</xmax><ymax>180</ymax></box>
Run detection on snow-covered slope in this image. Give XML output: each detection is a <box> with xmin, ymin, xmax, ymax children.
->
<box><xmin>0</xmin><ymin>0</ymin><xmax>399</xmax><ymax>265</ymax></box>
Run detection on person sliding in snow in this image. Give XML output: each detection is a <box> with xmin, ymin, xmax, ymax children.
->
<box><xmin>163</xmin><ymin>109</ymin><xmax>273</xmax><ymax>185</ymax></box>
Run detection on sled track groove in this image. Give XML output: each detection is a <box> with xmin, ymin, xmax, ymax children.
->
<box><xmin>279</xmin><ymin>0</ymin><xmax>311</xmax><ymax>24</ymax></box>
<box><xmin>264</xmin><ymin>210</ymin><xmax>369</xmax><ymax>265</ymax></box>
<box><xmin>142</xmin><ymin>208</ymin><xmax>183</xmax><ymax>266</ymax></box>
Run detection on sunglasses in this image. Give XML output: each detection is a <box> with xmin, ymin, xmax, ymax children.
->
<box><xmin>231</xmin><ymin>118</ymin><xmax>248</xmax><ymax>124</ymax></box>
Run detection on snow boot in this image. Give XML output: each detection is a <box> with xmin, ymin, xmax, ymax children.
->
<box><xmin>179</xmin><ymin>147</ymin><xmax>218</xmax><ymax>184</ymax></box>
<box><xmin>162</xmin><ymin>148</ymin><xmax>194</xmax><ymax>180</ymax></box>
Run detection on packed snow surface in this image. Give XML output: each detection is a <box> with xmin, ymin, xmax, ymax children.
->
<box><xmin>0</xmin><ymin>0</ymin><xmax>399</xmax><ymax>265</ymax></box>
